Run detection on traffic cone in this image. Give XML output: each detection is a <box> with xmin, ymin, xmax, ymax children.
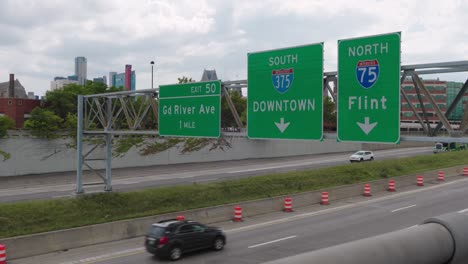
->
<box><xmin>363</xmin><ymin>184</ymin><xmax>372</xmax><ymax>196</ymax></box>
<box><xmin>176</xmin><ymin>215</ymin><xmax>185</xmax><ymax>221</ymax></box>
<box><xmin>283</xmin><ymin>197</ymin><xmax>293</xmax><ymax>212</ymax></box>
<box><xmin>463</xmin><ymin>167</ymin><xmax>468</xmax><ymax>176</ymax></box>
<box><xmin>417</xmin><ymin>175</ymin><xmax>424</xmax><ymax>186</ymax></box>
<box><xmin>233</xmin><ymin>206</ymin><xmax>242</xmax><ymax>222</ymax></box>
<box><xmin>0</xmin><ymin>244</ymin><xmax>5</xmax><ymax>264</ymax></box>
<box><xmin>388</xmin><ymin>180</ymin><xmax>396</xmax><ymax>192</ymax></box>
<box><xmin>320</xmin><ymin>192</ymin><xmax>329</xmax><ymax>205</ymax></box>
<box><xmin>438</xmin><ymin>171</ymin><xmax>445</xmax><ymax>181</ymax></box>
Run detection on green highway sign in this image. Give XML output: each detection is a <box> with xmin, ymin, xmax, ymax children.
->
<box><xmin>158</xmin><ymin>80</ymin><xmax>221</xmax><ymax>138</ymax></box>
<box><xmin>247</xmin><ymin>44</ymin><xmax>324</xmax><ymax>140</ymax></box>
<box><xmin>337</xmin><ymin>32</ymin><xmax>401</xmax><ymax>143</ymax></box>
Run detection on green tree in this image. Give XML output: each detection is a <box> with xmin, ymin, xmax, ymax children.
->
<box><xmin>177</xmin><ymin>76</ymin><xmax>195</xmax><ymax>83</ymax></box>
<box><xmin>221</xmin><ymin>90</ymin><xmax>246</xmax><ymax>128</ymax></box>
<box><xmin>45</xmin><ymin>84</ymin><xmax>83</xmax><ymax>119</ymax></box>
<box><xmin>0</xmin><ymin>116</ymin><xmax>15</xmax><ymax>138</ymax></box>
<box><xmin>65</xmin><ymin>113</ymin><xmax>78</xmax><ymax>136</ymax></box>
<box><xmin>323</xmin><ymin>96</ymin><xmax>337</xmax><ymax>130</ymax></box>
<box><xmin>45</xmin><ymin>81</ymin><xmax>121</xmax><ymax>120</ymax></box>
<box><xmin>24</xmin><ymin>108</ymin><xmax>63</xmax><ymax>139</ymax></box>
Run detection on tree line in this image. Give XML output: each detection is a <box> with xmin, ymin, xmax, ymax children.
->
<box><xmin>0</xmin><ymin>78</ymin><xmax>336</xmax><ymax>139</ymax></box>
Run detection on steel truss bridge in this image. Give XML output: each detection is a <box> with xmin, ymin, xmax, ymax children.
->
<box><xmin>76</xmin><ymin>61</ymin><xmax>468</xmax><ymax>193</ymax></box>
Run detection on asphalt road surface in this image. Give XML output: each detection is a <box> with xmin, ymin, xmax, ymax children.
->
<box><xmin>0</xmin><ymin>147</ymin><xmax>432</xmax><ymax>203</ymax></box>
<box><xmin>11</xmin><ymin>165</ymin><xmax>468</xmax><ymax>264</ymax></box>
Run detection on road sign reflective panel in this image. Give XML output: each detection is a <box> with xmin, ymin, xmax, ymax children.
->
<box><xmin>158</xmin><ymin>81</ymin><xmax>221</xmax><ymax>138</ymax></box>
<box><xmin>247</xmin><ymin>43</ymin><xmax>324</xmax><ymax>140</ymax></box>
<box><xmin>337</xmin><ymin>32</ymin><xmax>401</xmax><ymax>144</ymax></box>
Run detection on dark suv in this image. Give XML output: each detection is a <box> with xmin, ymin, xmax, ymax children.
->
<box><xmin>145</xmin><ymin>219</ymin><xmax>226</xmax><ymax>260</ymax></box>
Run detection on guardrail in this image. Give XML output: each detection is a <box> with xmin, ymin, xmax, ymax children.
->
<box><xmin>263</xmin><ymin>212</ymin><xmax>468</xmax><ymax>264</ymax></box>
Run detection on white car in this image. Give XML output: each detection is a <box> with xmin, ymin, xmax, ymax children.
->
<box><xmin>349</xmin><ymin>151</ymin><xmax>374</xmax><ymax>163</ymax></box>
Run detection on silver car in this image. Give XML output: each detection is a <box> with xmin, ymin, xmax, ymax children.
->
<box><xmin>349</xmin><ymin>151</ymin><xmax>374</xmax><ymax>163</ymax></box>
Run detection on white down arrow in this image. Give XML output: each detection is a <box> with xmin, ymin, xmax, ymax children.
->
<box><xmin>275</xmin><ymin>118</ymin><xmax>290</xmax><ymax>133</ymax></box>
<box><xmin>357</xmin><ymin>117</ymin><xmax>377</xmax><ymax>135</ymax></box>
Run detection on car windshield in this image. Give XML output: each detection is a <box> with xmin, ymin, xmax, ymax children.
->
<box><xmin>354</xmin><ymin>151</ymin><xmax>365</xmax><ymax>156</ymax></box>
<box><xmin>147</xmin><ymin>226</ymin><xmax>166</xmax><ymax>237</ymax></box>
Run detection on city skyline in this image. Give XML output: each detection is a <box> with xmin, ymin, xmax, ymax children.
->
<box><xmin>0</xmin><ymin>0</ymin><xmax>467</xmax><ymax>97</ymax></box>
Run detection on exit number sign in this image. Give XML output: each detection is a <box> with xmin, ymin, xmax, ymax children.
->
<box><xmin>158</xmin><ymin>81</ymin><xmax>221</xmax><ymax>138</ymax></box>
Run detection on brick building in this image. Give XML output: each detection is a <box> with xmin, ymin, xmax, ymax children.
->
<box><xmin>401</xmin><ymin>79</ymin><xmax>448</xmax><ymax>123</ymax></box>
<box><xmin>0</xmin><ymin>74</ymin><xmax>42</xmax><ymax>128</ymax></box>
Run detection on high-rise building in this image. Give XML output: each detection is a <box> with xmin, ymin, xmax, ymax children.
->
<box><xmin>75</xmin><ymin>56</ymin><xmax>87</xmax><ymax>85</ymax></box>
<box><xmin>125</xmin><ymin>65</ymin><xmax>132</xmax><ymax>91</ymax></box>
<box><xmin>109</xmin><ymin>72</ymin><xmax>117</xmax><ymax>87</ymax></box>
<box><xmin>130</xmin><ymin>71</ymin><xmax>135</xmax><ymax>91</ymax></box>
<box><xmin>114</xmin><ymin>73</ymin><xmax>125</xmax><ymax>89</ymax></box>
<box><xmin>50</xmin><ymin>77</ymin><xmax>78</xmax><ymax>90</ymax></box>
<box><xmin>92</xmin><ymin>76</ymin><xmax>107</xmax><ymax>84</ymax></box>
<box><xmin>109</xmin><ymin>65</ymin><xmax>136</xmax><ymax>91</ymax></box>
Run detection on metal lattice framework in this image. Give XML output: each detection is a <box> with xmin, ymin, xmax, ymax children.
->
<box><xmin>76</xmin><ymin>61</ymin><xmax>468</xmax><ymax>194</ymax></box>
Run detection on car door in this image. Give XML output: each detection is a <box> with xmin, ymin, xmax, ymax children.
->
<box><xmin>364</xmin><ymin>151</ymin><xmax>370</xmax><ymax>160</ymax></box>
<box><xmin>192</xmin><ymin>223</ymin><xmax>213</xmax><ymax>249</ymax></box>
<box><xmin>177</xmin><ymin>224</ymin><xmax>198</xmax><ymax>252</ymax></box>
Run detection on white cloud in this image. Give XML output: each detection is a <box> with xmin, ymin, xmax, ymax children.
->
<box><xmin>0</xmin><ymin>0</ymin><xmax>467</xmax><ymax>97</ymax></box>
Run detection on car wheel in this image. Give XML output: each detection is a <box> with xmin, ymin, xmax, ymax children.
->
<box><xmin>213</xmin><ymin>236</ymin><xmax>225</xmax><ymax>251</ymax></box>
<box><xmin>359</xmin><ymin>158</ymin><xmax>363</xmax><ymax>162</ymax></box>
<box><xmin>370</xmin><ymin>157</ymin><xmax>374</xmax><ymax>161</ymax></box>
<box><xmin>169</xmin><ymin>246</ymin><xmax>182</xmax><ymax>261</ymax></box>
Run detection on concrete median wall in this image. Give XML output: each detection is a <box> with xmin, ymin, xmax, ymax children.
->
<box><xmin>362</xmin><ymin>141</ymin><xmax>432</xmax><ymax>151</ymax></box>
<box><xmin>0</xmin><ymin>135</ymin><xmax>360</xmax><ymax>177</ymax></box>
<box><xmin>1</xmin><ymin>166</ymin><xmax>464</xmax><ymax>260</ymax></box>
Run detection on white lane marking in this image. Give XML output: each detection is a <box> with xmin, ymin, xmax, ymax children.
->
<box><xmin>0</xmin><ymin>184</ymin><xmax>75</xmax><ymax>196</ymax></box>
<box><xmin>248</xmin><ymin>235</ymin><xmax>297</xmax><ymax>249</ymax></box>
<box><xmin>195</xmin><ymin>178</ymin><xmax>217</xmax><ymax>183</ymax></box>
<box><xmin>59</xmin><ymin>247</ymin><xmax>145</xmax><ymax>264</ymax></box>
<box><xmin>227</xmin><ymin>177</ymin><xmax>468</xmax><ymax>234</ymax></box>
<box><xmin>230</xmin><ymin>167</ymin><xmax>277</xmax><ymax>173</ymax></box>
<box><xmin>229</xmin><ymin>158</ymin><xmax>344</xmax><ymax>173</ymax></box>
<box><xmin>391</xmin><ymin>204</ymin><xmax>416</xmax><ymax>213</ymax></box>
<box><xmin>229</xmin><ymin>148</ymin><xmax>432</xmax><ymax>174</ymax></box>
<box><xmin>458</xmin><ymin>208</ymin><xmax>468</xmax><ymax>213</ymax></box>
<box><xmin>53</xmin><ymin>195</ymin><xmax>73</xmax><ymax>199</ymax></box>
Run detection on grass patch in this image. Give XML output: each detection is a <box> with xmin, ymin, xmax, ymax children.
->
<box><xmin>0</xmin><ymin>151</ymin><xmax>467</xmax><ymax>238</ymax></box>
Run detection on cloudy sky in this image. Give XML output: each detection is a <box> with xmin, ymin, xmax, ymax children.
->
<box><xmin>1</xmin><ymin>0</ymin><xmax>467</xmax><ymax>97</ymax></box>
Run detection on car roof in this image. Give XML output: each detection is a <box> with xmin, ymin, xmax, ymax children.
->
<box><xmin>151</xmin><ymin>219</ymin><xmax>198</xmax><ymax>228</ymax></box>
<box><xmin>152</xmin><ymin>220</ymin><xmax>179</xmax><ymax>228</ymax></box>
